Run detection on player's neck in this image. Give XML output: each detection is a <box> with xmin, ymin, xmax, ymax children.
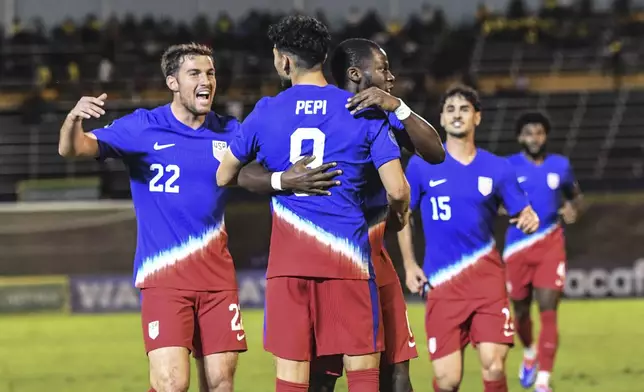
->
<box><xmin>446</xmin><ymin>135</ymin><xmax>477</xmax><ymax>164</ymax></box>
<box><xmin>170</xmin><ymin>101</ymin><xmax>206</xmax><ymax>130</ymax></box>
<box><xmin>290</xmin><ymin>69</ymin><xmax>328</xmax><ymax>87</ymax></box>
<box><xmin>522</xmin><ymin>151</ymin><xmax>546</xmax><ymax>165</ymax></box>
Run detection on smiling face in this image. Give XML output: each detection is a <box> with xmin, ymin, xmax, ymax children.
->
<box><xmin>166</xmin><ymin>54</ymin><xmax>216</xmax><ymax>116</ymax></box>
<box><xmin>440</xmin><ymin>94</ymin><xmax>481</xmax><ymax>138</ymax></box>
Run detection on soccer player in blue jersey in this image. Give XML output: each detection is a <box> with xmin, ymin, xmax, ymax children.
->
<box><xmin>236</xmin><ymin>37</ymin><xmax>445</xmax><ymax>392</ymax></box>
<box><xmin>504</xmin><ymin>111</ymin><xmax>583</xmax><ymax>392</ymax></box>
<box><xmin>308</xmin><ymin>37</ymin><xmax>444</xmax><ymax>392</ymax></box>
<box><xmin>397</xmin><ymin>85</ymin><xmax>540</xmax><ymax>392</ymax></box>
<box><xmin>217</xmin><ymin>15</ymin><xmax>410</xmax><ymax>392</ymax></box>
<box><xmin>57</xmin><ymin>42</ymin><xmax>340</xmax><ymax>392</ymax></box>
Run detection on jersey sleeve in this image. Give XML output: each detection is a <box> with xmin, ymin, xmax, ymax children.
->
<box><xmin>387</xmin><ymin>112</ymin><xmax>405</xmax><ymax>132</ymax></box>
<box><xmin>497</xmin><ymin>158</ymin><xmax>529</xmax><ymax>216</ymax></box>
<box><xmin>228</xmin><ymin>99</ymin><xmax>266</xmax><ymax>165</ymax></box>
<box><xmin>369</xmin><ymin>120</ymin><xmax>401</xmax><ymax>169</ymax></box>
<box><xmin>405</xmin><ymin>156</ymin><xmax>423</xmax><ymax>211</ymax></box>
<box><xmin>90</xmin><ymin>109</ymin><xmax>145</xmax><ymax>159</ymax></box>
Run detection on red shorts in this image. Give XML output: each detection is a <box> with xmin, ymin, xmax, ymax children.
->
<box><xmin>310</xmin><ymin>276</ymin><xmax>418</xmax><ymax>376</ymax></box>
<box><xmin>140</xmin><ymin>287</ymin><xmax>247</xmax><ymax>358</ymax></box>
<box><xmin>425</xmin><ymin>296</ymin><xmax>514</xmax><ymax>360</ymax></box>
<box><xmin>504</xmin><ymin>226</ymin><xmax>567</xmax><ymax>300</ymax></box>
<box><xmin>264</xmin><ymin>277</ymin><xmax>384</xmax><ymax>361</ymax></box>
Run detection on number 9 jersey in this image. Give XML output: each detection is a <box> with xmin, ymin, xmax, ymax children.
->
<box><xmin>229</xmin><ymin>84</ymin><xmax>401</xmax><ymax>281</ymax></box>
<box><xmin>91</xmin><ymin>104</ymin><xmax>240</xmax><ymax>291</ymax></box>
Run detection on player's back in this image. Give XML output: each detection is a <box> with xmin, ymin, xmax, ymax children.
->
<box><xmin>406</xmin><ymin>148</ymin><xmax>528</xmax><ymax>298</ymax></box>
<box><xmin>504</xmin><ymin>152</ymin><xmax>573</xmax><ymax>254</ymax></box>
<box><xmin>92</xmin><ymin>104</ymin><xmax>240</xmax><ymax>291</ymax></box>
<box><xmin>247</xmin><ymin>84</ymin><xmax>399</xmax><ymax>280</ymax></box>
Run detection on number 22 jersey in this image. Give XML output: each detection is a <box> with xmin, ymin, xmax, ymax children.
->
<box><xmin>91</xmin><ymin>104</ymin><xmax>240</xmax><ymax>291</ymax></box>
<box><xmin>229</xmin><ymin>84</ymin><xmax>400</xmax><ymax>281</ymax></box>
<box><xmin>406</xmin><ymin>149</ymin><xmax>529</xmax><ymax>299</ymax></box>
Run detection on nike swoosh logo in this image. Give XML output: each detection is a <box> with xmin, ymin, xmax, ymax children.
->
<box><xmin>236</xmin><ymin>333</ymin><xmax>245</xmax><ymax>341</ymax></box>
<box><xmin>429</xmin><ymin>179</ymin><xmax>447</xmax><ymax>187</ymax></box>
<box><xmin>504</xmin><ymin>330</ymin><xmax>515</xmax><ymax>337</ymax></box>
<box><xmin>518</xmin><ymin>176</ymin><xmax>527</xmax><ymax>183</ymax></box>
<box><xmin>408</xmin><ymin>340</ymin><xmax>416</xmax><ymax>348</ymax></box>
<box><xmin>154</xmin><ymin>142</ymin><xmax>175</xmax><ymax>150</ymax></box>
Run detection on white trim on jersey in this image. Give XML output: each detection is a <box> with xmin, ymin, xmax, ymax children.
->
<box><xmin>502</xmin><ymin>223</ymin><xmax>559</xmax><ymax>261</ymax></box>
<box><xmin>429</xmin><ymin>240</ymin><xmax>496</xmax><ymax>288</ymax></box>
<box><xmin>135</xmin><ymin>220</ymin><xmax>225</xmax><ymax>286</ymax></box>
<box><xmin>272</xmin><ymin>198</ymin><xmax>371</xmax><ymax>275</ymax></box>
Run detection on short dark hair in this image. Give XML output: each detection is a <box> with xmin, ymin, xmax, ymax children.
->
<box><xmin>161</xmin><ymin>43</ymin><xmax>213</xmax><ymax>78</ymax></box>
<box><xmin>267</xmin><ymin>15</ymin><xmax>331</xmax><ymax>70</ymax></box>
<box><xmin>329</xmin><ymin>38</ymin><xmax>381</xmax><ymax>86</ymax></box>
<box><xmin>439</xmin><ymin>84</ymin><xmax>482</xmax><ymax>112</ymax></box>
<box><xmin>515</xmin><ymin>111</ymin><xmax>551</xmax><ymax>135</ymax></box>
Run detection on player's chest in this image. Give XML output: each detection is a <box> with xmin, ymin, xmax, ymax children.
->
<box><xmin>514</xmin><ymin>166</ymin><xmax>562</xmax><ymax>194</ymax></box>
<box><xmin>421</xmin><ymin>169</ymin><xmax>497</xmax><ymax>204</ymax></box>
<box><xmin>140</xmin><ymin>134</ymin><xmax>230</xmax><ymax>171</ymax></box>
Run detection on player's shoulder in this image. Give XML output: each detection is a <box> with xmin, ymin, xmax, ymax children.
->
<box><xmin>505</xmin><ymin>152</ymin><xmax>524</xmax><ymax>164</ymax></box>
<box><xmin>206</xmin><ymin>111</ymin><xmax>240</xmax><ymax>134</ymax></box>
<box><xmin>477</xmin><ymin>148</ymin><xmax>508</xmax><ymax>164</ymax></box>
<box><xmin>545</xmin><ymin>153</ymin><xmax>571</xmax><ymax>167</ymax></box>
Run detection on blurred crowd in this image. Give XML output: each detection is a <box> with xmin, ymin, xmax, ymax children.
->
<box><xmin>1</xmin><ymin>0</ymin><xmax>644</xmax><ymax>105</ymax></box>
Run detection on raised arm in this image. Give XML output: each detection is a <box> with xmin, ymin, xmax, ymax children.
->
<box><xmin>346</xmin><ymin>87</ymin><xmax>445</xmax><ymax>164</ymax></box>
<box><xmin>58</xmin><ymin>94</ymin><xmax>107</xmax><ymax>158</ymax></box>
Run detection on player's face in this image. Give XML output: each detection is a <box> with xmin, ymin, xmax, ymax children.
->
<box><xmin>440</xmin><ymin>95</ymin><xmax>480</xmax><ymax>138</ymax></box>
<box><xmin>361</xmin><ymin>48</ymin><xmax>395</xmax><ymax>93</ymax></box>
<box><xmin>518</xmin><ymin>123</ymin><xmax>547</xmax><ymax>156</ymax></box>
<box><xmin>173</xmin><ymin>55</ymin><xmax>216</xmax><ymax>116</ymax></box>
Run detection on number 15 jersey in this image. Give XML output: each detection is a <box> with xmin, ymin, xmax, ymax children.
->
<box><xmin>406</xmin><ymin>149</ymin><xmax>529</xmax><ymax>298</ymax></box>
<box><xmin>229</xmin><ymin>84</ymin><xmax>400</xmax><ymax>280</ymax></box>
<box><xmin>92</xmin><ymin>104</ymin><xmax>240</xmax><ymax>291</ymax></box>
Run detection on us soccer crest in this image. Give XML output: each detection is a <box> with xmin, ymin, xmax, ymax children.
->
<box><xmin>212</xmin><ymin>141</ymin><xmax>228</xmax><ymax>162</ymax></box>
<box><xmin>478</xmin><ymin>176</ymin><xmax>493</xmax><ymax>196</ymax></box>
<box><xmin>547</xmin><ymin>172</ymin><xmax>560</xmax><ymax>190</ymax></box>
<box><xmin>148</xmin><ymin>320</ymin><xmax>159</xmax><ymax>340</ymax></box>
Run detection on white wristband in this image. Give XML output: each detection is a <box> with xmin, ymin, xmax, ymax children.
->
<box><xmin>271</xmin><ymin>171</ymin><xmax>284</xmax><ymax>191</ymax></box>
<box><xmin>394</xmin><ymin>99</ymin><xmax>412</xmax><ymax>121</ymax></box>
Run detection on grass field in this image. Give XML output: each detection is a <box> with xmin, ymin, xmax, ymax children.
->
<box><xmin>1</xmin><ymin>300</ymin><xmax>643</xmax><ymax>392</ymax></box>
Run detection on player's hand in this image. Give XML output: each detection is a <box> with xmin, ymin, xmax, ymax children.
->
<box><xmin>346</xmin><ymin>87</ymin><xmax>401</xmax><ymax>115</ymax></box>
<box><xmin>509</xmin><ymin>206</ymin><xmax>540</xmax><ymax>234</ymax></box>
<box><xmin>281</xmin><ymin>155</ymin><xmax>342</xmax><ymax>196</ymax></box>
<box><xmin>404</xmin><ymin>262</ymin><xmax>428</xmax><ymax>294</ymax></box>
<box><xmin>69</xmin><ymin>93</ymin><xmax>107</xmax><ymax>121</ymax></box>
<box><xmin>558</xmin><ymin>202</ymin><xmax>578</xmax><ymax>224</ymax></box>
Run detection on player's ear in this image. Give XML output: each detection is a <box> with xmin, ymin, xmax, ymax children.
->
<box><xmin>166</xmin><ymin>75</ymin><xmax>179</xmax><ymax>93</ymax></box>
<box><xmin>347</xmin><ymin>67</ymin><xmax>361</xmax><ymax>84</ymax></box>
<box><xmin>474</xmin><ymin>111</ymin><xmax>482</xmax><ymax>126</ymax></box>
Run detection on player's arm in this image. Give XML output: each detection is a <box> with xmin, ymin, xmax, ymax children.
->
<box><xmin>395</xmin><ymin>156</ymin><xmax>428</xmax><ymax>293</ymax></box>
<box><xmin>346</xmin><ymin>87</ymin><xmax>445</xmax><ymax>164</ymax></box>
<box><xmin>237</xmin><ymin>157</ymin><xmax>342</xmax><ymax>195</ymax></box>
<box><xmin>559</xmin><ymin>162</ymin><xmax>585</xmax><ymax>224</ymax></box>
<box><xmin>216</xmin><ymin>149</ymin><xmax>244</xmax><ymax>187</ymax></box>
<box><xmin>58</xmin><ymin>94</ymin><xmax>107</xmax><ymax>158</ymax></box>
<box><xmin>498</xmin><ymin>160</ymin><xmax>540</xmax><ymax>234</ymax></box>
<box><xmin>378</xmin><ymin>160</ymin><xmax>411</xmax><ymax>229</ymax></box>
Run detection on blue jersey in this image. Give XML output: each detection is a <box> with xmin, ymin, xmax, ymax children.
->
<box><xmin>503</xmin><ymin>153</ymin><xmax>576</xmax><ymax>258</ymax></box>
<box><xmin>92</xmin><ymin>104</ymin><xmax>240</xmax><ymax>290</ymax></box>
<box><xmin>406</xmin><ymin>148</ymin><xmax>529</xmax><ymax>297</ymax></box>
<box><xmin>229</xmin><ymin>84</ymin><xmax>400</xmax><ymax>280</ymax></box>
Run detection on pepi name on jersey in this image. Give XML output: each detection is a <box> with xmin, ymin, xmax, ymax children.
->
<box><xmin>295</xmin><ymin>100</ymin><xmax>327</xmax><ymax>115</ymax></box>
